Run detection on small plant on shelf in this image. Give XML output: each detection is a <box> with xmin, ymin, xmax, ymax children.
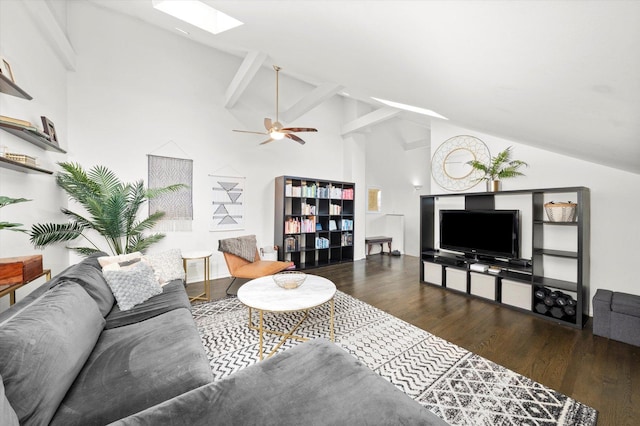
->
<box><xmin>467</xmin><ymin>146</ymin><xmax>528</xmax><ymax>191</ymax></box>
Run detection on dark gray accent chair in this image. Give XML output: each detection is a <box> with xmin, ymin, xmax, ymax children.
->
<box><xmin>593</xmin><ymin>289</ymin><xmax>640</xmax><ymax>347</ymax></box>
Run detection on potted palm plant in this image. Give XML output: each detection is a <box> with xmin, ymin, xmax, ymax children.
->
<box><xmin>467</xmin><ymin>146</ymin><xmax>528</xmax><ymax>192</ymax></box>
<box><xmin>30</xmin><ymin>162</ymin><xmax>185</xmax><ymax>256</ymax></box>
<box><xmin>0</xmin><ymin>196</ymin><xmax>31</xmax><ymax>232</ymax></box>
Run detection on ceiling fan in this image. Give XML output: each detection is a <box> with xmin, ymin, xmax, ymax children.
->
<box><xmin>233</xmin><ymin>65</ymin><xmax>317</xmax><ymax>145</ymax></box>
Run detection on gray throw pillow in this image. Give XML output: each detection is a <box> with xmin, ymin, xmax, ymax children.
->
<box><xmin>103</xmin><ymin>261</ymin><xmax>163</xmax><ymax>311</ymax></box>
<box><xmin>0</xmin><ymin>284</ymin><xmax>105</xmax><ymax>425</ymax></box>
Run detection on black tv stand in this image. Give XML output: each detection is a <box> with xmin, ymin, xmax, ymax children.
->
<box><xmin>420</xmin><ymin>186</ymin><xmax>590</xmax><ymax>329</ymax></box>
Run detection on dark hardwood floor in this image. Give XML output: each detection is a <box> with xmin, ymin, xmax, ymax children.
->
<box><xmin>188</xmin><ymin>254</ymin><xmax>639</xmax><ymax>426</ymax></box>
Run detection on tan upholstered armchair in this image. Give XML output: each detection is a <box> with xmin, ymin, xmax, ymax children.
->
<box><xmin>219</xmin><ymin>235</ymin><xmax>293</xmax><ymax>294</ymax></box>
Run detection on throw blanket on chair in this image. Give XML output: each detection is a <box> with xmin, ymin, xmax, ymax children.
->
<box><xmin>218</xmin><ymin>235</ymin><xmax>257</xmax><ymax>262</ymax></box>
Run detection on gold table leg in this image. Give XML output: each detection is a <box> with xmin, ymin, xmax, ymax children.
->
<box><xmin>247</xmin><ymin>296</ymin><xmax>336</xmax><ymax>360</ymax></box>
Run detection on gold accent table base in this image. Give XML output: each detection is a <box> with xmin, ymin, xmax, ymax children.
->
<box><xmin>182</xmin><ymin>251</ymin><xmax>212</xmax><ymax>303</ymax></box>
<box><xmin>247</xmin><ymin>298</ymin><xmax>335</xmax><ymax>360</ymax></box>
<box><xmin>237</xmin><ymin>274</ymin><xmax>337</xmax><ymax>361</ymax></box>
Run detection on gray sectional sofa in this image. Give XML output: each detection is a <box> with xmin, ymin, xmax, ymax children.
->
<box><xmin>0</xmin><ymin>252</ymin><xmax>213</xmax><ymax>425</ymax></box>
<box><xmin>1</xmin><ymin>252</ymin><xmax>448</xmax><ymax>425</ymax></box>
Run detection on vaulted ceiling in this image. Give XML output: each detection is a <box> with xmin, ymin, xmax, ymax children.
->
<box><xmin>89</xmin><ymin>0</ymin><xmax>640</xmax><ymax>174</ymax></box>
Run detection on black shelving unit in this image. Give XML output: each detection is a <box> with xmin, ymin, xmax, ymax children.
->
<box><xmin>420</xmin><ymin>187</ymin><xmax>590</xmax><ymax>329</ymax></box>
<box><xmin>275</xmin><ymin>175</ymin><xmax>355</xmax><ymax>270</ymax></box>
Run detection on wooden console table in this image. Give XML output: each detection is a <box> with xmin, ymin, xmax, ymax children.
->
<box><xmin>365</xmin><ymin>236</ymin><xmax>392</xmax><ymax>255</ymax></box>
<box><xmin>0</xmin><ymin>269</ymin><xmax>51</xmax><ymax>305</ymax></box>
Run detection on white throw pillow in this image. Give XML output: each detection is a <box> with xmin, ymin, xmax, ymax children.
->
<box><xmin>97</xmin><ymin>252</ymin><xmax>142</xmax><ymax>268</ymax></box>
<box><xmin>143</xmin><ymin>249</ymin><xmax>184</xmax><ymax>285</ymax></box>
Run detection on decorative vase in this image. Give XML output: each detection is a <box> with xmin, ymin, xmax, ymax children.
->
<box><xmin>486</xmin><ymin>180</ymin><xmax>501</xmax><ymax>192</ymax></box>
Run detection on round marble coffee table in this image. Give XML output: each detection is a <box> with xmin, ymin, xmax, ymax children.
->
<box><xmin>237</xmin><ymin>274</ymin><xmax>336</xmax><ymax>360</ymax></box>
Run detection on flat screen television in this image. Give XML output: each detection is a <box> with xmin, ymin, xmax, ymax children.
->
<box><xmin>439</xmin><ymin>210</ymin><xmax>520</xmax><ymax>260</ymax></box>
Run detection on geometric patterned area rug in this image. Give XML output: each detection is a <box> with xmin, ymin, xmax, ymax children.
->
<box><xmin>192</xmin><ymin>291</ymin><xmax>598</xmax><ymax>426</ymax></box>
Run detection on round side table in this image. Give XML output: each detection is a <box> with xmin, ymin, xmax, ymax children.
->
<box><xmin>182</xmin><ymin>251</ymin><xmax>212</xmax><ymax>302</ymax></box>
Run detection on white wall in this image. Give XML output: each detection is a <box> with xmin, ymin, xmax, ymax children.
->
<box><xmin>431</xmin><ymin>120</ymin><xmax>640</xmax><ymax>311</ymax></box>
<box><xmin>65</xmin><ymin>2</ymin><xmax>350</xmax><ymax>281</ymax></box>
<box><xmin>364</xmin><ymin>120</ymin><xmax>431</xmax><ymax>255</ymax></box>
<box><xmin>0</xmin><ymin>0</ymin><xmax>70</xmax><ymax>310</ymax></box>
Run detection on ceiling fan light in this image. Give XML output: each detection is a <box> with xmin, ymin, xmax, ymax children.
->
<box><xmin>270</xmin><ymin>131</ymin><xmax>286</xmax><ymax>140</ymax></box>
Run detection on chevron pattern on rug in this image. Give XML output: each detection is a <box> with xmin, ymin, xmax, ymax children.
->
<box><xmin>192</xmin><ymin>291</ymin><xmax>597</xmax><ymax>426</ymax></box>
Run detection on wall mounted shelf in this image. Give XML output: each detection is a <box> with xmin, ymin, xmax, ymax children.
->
<box><xmin>0</xmin><ymin>156</ymin><xmax>53</xmax><ymax>174</ymax></box>
<box><xmin>0</xmin><ymin>74</ymin><xmax>33</xmax><ymax>100</ymax></box>
<box><xmin>0</xmin><ymin>122</ymin><xmax>66</xmax><ymax>153</ymax></box>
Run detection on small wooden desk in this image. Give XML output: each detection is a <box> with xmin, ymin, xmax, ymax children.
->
<box><xmin>365</xmin><ymin>236</ymin><xmax>392</xmax><ymax>255</ymax></box>
<box><xmin>0</xmin><ymin>269</ymin><xmax>51</xmax><ymax>305</ymax></box>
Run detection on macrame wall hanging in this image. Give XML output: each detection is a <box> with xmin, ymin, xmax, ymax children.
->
<box><xmin>147</xmin><ymin>141</ymin><xmax>193</xmax><ymax>231</ymax></box>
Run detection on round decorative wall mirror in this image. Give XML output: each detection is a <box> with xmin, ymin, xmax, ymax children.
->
<box><xmin>431</xmin><ymin>135</ymin><xmax>490</xmax><ymax>191</ymax></box>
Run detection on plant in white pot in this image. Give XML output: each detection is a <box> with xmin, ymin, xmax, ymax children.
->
<box><xmin>467</xmin><ymin>146</ymin><xmax>528</xmax><ymax>192</ymax></box>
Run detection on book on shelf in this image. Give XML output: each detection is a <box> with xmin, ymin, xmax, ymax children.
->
<box><xmin>329</xmin><ymin>220</ymin><xmax>337</xmax><ymax>231</ymax></box>
<box><xmin>341</xmin><ymin>232</ymin><xmax>353</xmax><ymax>246</ymax></box>
<box><xmin>285</xmin><ymin>236</ymin><xmax>299</xmax><ymax>252</ymax></box>
<box><xmin>342</xmin><ymin>188</ymin><xmax>354</xmax><ymax>200</ymax></box>
<box><xmin>0</xmin><ymin>115</ymin><xmax>32</xmax><ymax>128</ymax></box>
<box><xmin>315</xmin><ymin>237</ymin><xmax>330</xmax><ymax>249</ymax></box>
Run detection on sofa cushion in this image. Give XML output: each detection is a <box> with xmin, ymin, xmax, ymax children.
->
<box><xmin>0</xmin><ymin>373</ymin><xmax>19</xmax><ymax>426</ymax></box>
<box><xmin>104</xmin><ymin>279</ymin><xmax>190</xmax><ymax>329</ymax></box>
<box><xmin>0</xmin><ymin>283</ymin><xmax>105</xmax><ymax>425</ymax></box>
<box><xmin>51</xmin><ymin>308</ymin><xmax>213</xmax><ymax>426</ymax></box>
<box><xmin>611</xmin><ymin>292</ymin><xmax>640</xmax><ymax>318</ymax></box>
<box><xmin>48</xmin><ymin>260</ymin><xmax>115</xmax><ymax>316</ymax></box>
<box><xmin>103</xmin><ymin>260</ymin><xmax>163</xmax><ymax>311</ymax></box>
<box><xmin>111</xmin><ymin>338</ymin><xmax>448</xmax><ymax>426</ymax></box>
<box><xmin>143</xmin><ymin>249</ymin><xmax>184</xmax><ymax>285</ymax></box>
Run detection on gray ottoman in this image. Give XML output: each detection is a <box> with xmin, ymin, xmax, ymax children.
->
<box><xmin>593</xmin><ymin>289</ymin><xmax>640</xmax><ymax>347</ymax></box>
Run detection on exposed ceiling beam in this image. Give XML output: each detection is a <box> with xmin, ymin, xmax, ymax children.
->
<box><xmin>341</xmin><ymin>107</ymin><xmax>401</xmax><ymax>136</ymax></box>
<box><xmin>23</xmin><ymin>0</ymin><xmax>76</xmax><ymax>71</ymax></box>
<box><xmin>224</xmin><ymin>51</ymin><xmax>268</xmax><ymax>109</ymax></box>
<box><xmin>281</xmin><ymin>82</ymin><xmax>344</xmax><ymax>123</ymax></box>
<box><xmin>403</xmin><ymin>137</ymin><xmax>430</xmax><ymax>151</ymax></box>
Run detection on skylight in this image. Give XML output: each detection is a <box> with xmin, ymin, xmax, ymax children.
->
<box><xmin>152</xmin><ymin>0</ymin><xmax>243</xmax><ymax>35</ymax></box>
<box><xmin>371</xmin><ymin>97</ymin><xmax>448</xmax><ymax>120</ymax></box>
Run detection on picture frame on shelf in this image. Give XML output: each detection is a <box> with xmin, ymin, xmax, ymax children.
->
<box><xmin>40</xmin><ymin>116</ymin><xmax>58</xmax><ymax>146</ymax></box>
<box><xmin>0</xmin><ymin>57</ymin><xmax>15</xmax><ymax>82</ymax></box>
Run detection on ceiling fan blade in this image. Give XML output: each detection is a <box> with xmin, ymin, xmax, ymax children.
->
<box><xmin>282</xmin><ymin>127</ymin><xmax>318</xmax><ymax>133</ymax></box>
<box><xmin>260</xmin><ymin>138</ymin><xmax>275</xmax><ymax>145</ymax></box>
<box><xmin>286</xmin><ymin>133</ymin><xmax>306</xmax><ymax>145</ymax></box>
<box><xmin>264</xmin><ymin>118</ymin><xmax>273</xmax><ymax>131</ymax></box>
<box><xmin>233</xmin><ymin>130</ymin><xmax>268</xmax><ymax>135</ymax></box>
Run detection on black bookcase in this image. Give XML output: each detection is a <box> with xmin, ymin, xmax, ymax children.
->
<box><xmin>275</xmin><ymin>176</ymin><xmax>355</xmax><ymax>270</ymax></box>
<box><xmin>420</xmin><ymin>187</ymin><xmax>590</xmax><ymax>329</ymax></box>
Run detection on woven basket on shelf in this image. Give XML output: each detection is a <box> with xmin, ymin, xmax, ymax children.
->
<box><xmin>544</xmin><ymin>202</ymin><xmax>577</xmax><ymax>222</ymax></box>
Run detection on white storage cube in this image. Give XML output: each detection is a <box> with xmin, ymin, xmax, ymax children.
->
<box><xmin>502</xmin><ymin>279</ymin><xmax>532</xmax><ymax>310</ymax></box>
<box><xmin>423</xmin><ymin>262</ymin><xmax>442</xmax><ymax>286</ymax></box>
<box><xmin>446</xmin><ymin>268</ymin><xmax>467</xmax><ymax>292</ymax></box>
<box><xmin>470</xmin><ymin>272</ymin><xmax>496</xmax><ymax>300</ymax></box>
